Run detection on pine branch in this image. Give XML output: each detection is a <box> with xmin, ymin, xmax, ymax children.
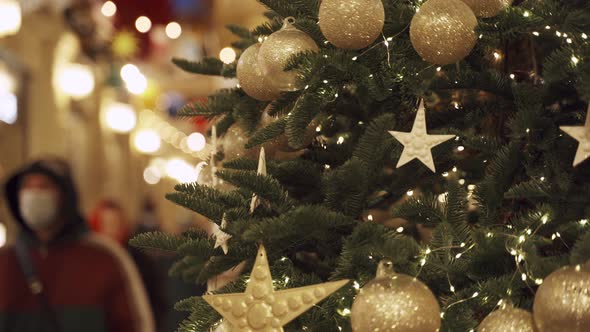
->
<box><xmin>129</xmin><ymin>232</ymin><xmax>187</xmax><ymax>252</ymax></box>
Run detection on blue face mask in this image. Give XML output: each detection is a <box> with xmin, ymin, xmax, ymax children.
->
<box><xmin>19</xmin><ymin>190</ymin><xmax>58</xmax><ymax>230</ymax></box>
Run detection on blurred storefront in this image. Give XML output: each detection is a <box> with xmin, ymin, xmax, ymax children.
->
<box><xmin>0</xmin><ymin>0</ymin><xmax>266</xmax><ymax>246</ymax></box>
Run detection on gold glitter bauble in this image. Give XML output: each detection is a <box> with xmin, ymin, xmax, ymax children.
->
<box><xmin>533</xmin><ymin>262</ymin><xmax>590</xmax><ymax>332</ymax></box>
<box><xmin>351</xmin><ymin>260</ymin><xmax>441</xmax><ymax>332</ymax></box>
<box><xmin>237</xmin><ymin>44</ymin><xmax>281</xmax><ymax>101</ymax></box>
<box><xmin>478</xmin><ymin>307</ymin><xmax>535</xmax><ymax>332</ymax></box>
<box><xmin>318</xmin><ymin>0</ymin><xmax>385</xmax><ymax>50</ymax></box>
<box><xmin>460</xmin><ymin>0</ymin><xmax>513</xmax><ymax>18</ymax></box>
<box><xmin>258</xmin><ymin>18</ymin><xmax>319</xmax><ymax>91</ymax></box>
<box><xmin>410</xmin><ymin>0</ymin><xmax>478</xmax><ymax>65</ymax></box>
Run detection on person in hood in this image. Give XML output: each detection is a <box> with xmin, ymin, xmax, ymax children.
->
<box><xmin>0</xmin><ymin>158</ymin><xmax>155</xmax><ymax>332</ymax></box>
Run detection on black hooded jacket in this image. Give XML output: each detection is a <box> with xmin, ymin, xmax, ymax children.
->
<box><xmin>1</xmin><ymin>159</ymin><xmax>155</xmax><ymax>332</ymax></box>
<box><xmin>4</xmin><ymin>158</ymin><xmax>88</xmax><ymax>244</ymax></box>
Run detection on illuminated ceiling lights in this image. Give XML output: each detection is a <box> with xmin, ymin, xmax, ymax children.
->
<box><xmin>219</xmin><ymin>47</ymin><xmax>237</xmax><ymax>64</ymax></box>
<box><xmin>165</xmin><ymin>22</ymin><xmax>182</xmax><ymax>39</ymax></box>
<box><xmin>120</xmin><ymin>63</ymin><xmax>147</xmax><ymax>95</ymax></box>
<box><xmin>134</xmin><ymin>129</ymin><xmax>161</xmax><ymax>153</ymax></box>
<box><xmin>57</xmin><ymin>64</ymin><xmax>95</xmax><ymax>99</ymax></box>
<box><xmin>101</xmin><ymin>1</ymin><xmax>117</xmax><ymax>17</ymax></box>
<box><xmin>135</xmin><ymin>16</ymin><xmax>152</xmax><ymax>33</ymax></box>
<box><xmin>0</xmin><ymin>0</ymin><xmax>22</xmax><ymax>37</ymax></box>
<box><xmin>104</xmin><ymin>101</ymin><xmax>136</xmax><ymax>133</ymax></box>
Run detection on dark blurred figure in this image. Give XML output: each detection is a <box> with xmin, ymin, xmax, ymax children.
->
<box><xmin>89</xmin><ymin>198</ymin><xmax>168</xmax><ymax>332</ymax></box>
<box><xmin>0</xmin><ymin>158</ymin><xmax>154</xmax><ymax>332</ymax></box>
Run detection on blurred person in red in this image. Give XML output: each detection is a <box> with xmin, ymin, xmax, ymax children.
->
<box><xmin>89</xmin><ymin>198</ymin><xmax>168</xmax><ymax>331</ymax></box>
<box><xmin>0</xmin><ymin>159</ymin><xmax>154</xmax><ymax>332</ymax></box>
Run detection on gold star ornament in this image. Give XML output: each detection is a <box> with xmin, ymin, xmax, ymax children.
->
<box><xmin>560</xmin><ymin>105</ymin><xmax>590</xmax><ymax>167</ymax></box>
<box><xmin>203</xmin><ymin>245</ymin><xmax>349</xmax><ymax>331</ymax></box>
<box><xmin>389</xmin><ymin>100</ymin><xmax>456</xmax><ymax>172</ymax></box>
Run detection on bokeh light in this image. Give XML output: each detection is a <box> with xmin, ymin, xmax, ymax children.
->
<box><xmin>219</xmin><ymin>47</ymin><xmax>237</xmax><ymax>64</ymax></box>
<box><xmin>57</xmin><ymin>64</ymin><xmax>95</xmax><ymax>99</ymax></box>
<box><xmin>134</xmin><ymin>130</ymin><xmax>161</xmax><ymax>153</ymax></box>
<box><xmin>101</xmin><ymin>1</ymin><xmax>117</xmax><ymax>17</ymax></box>
<box><xmin>135</xmin><ymin>16</ymin><xmax>152</xmax><ymax>33</ymax></box>
<box><xmin>104</xmin><ymin>102</ymin><xmax>136</xmax><ymax>133</ymax></box>
<box><xmin>165</xmin><ymin>22</ymin><xmax>182</xmax><ymax>39</ymax></box>
<box><xmin>187</xmin><ymin>132</ymin><xmax>206</xmax><ymax>152</ymax></box>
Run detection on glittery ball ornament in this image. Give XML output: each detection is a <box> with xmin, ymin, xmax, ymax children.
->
<box><xmin>318</xmin><ymin>0</ymin><xmax>385</xmax><ymax>50</ymax></box>
<box><xmin>533</xmin><ymin>262</ymin><xmax>590</xmax><ymax>332</ymax></box>
<box><xmin>258</xmin><ymin>18</ymin><xmax>319</xmax><ymax>91</ymax></box>
<box><xmin>460</xmin><ymin>0</ymin><xmax>513</xmax><ymax>18</ymax></box>
<box><xmin>351</xmin><ymin>260</ymin><xmax>441</xmax><ymax>332</ymax></box>
<box><xmin>237</xmin><ymin>43</ymin><xmax>281</xmax><ymax>101</ymax></box>
<box><xmin>410</xmin><ymin>0</ymin><xmax>478</xmax><ymax>65</ymax></box>
<box><xmin>478</xmin><ymin>305</ymin><xmax>535</xmax><ymax>332</ymax></box>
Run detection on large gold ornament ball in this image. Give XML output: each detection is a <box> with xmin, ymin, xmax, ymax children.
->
<box><xmin>237</xmin><ymin>44</ymin><xmax>281</xmax><ymax>101</ymax></box>
<box><xmin>410</xmin><ymin>0</ymin><xmax>478</xmax><ymax>65</ymax></box>
<box><xmin>258</xmin><ymin>19</ymin><xmax>319</xmax><ymax>92</ymax></box>
<box><xmin>478</xmin><ymin>307</ymin><xmax>535</xmax><ymax>332</ymax></box>
<box><xmin>533</xmin><ymin>262</ymin><xmax>590</xmax><ymax>332</ymax></box>
<box><xmin>351</xmin><ymin>261</ymin><xmax>441</xmax><ymax>332</ymax></box>
<box><xmin>460</xmin><ymin>0</ymin><xmax>514</xmax><ymax>18</ymax></box>
<box><xmin>318</xmin><ymin>0</ymin><xmax>385</xmax><ymax>50</ymax></box>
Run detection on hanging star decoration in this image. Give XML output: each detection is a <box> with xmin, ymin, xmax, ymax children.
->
<box><xmin>250</xmin><ymin>147</ymin><xmax>267</xmax><ymax>213</ymax></box>
<box><xmin>203</xmin><ymin>245</ymin><xmax>349</xmax><ymax>331</ymax></box>
<box><xmin>389</xmin><ymin>100</ymin><xmax>456</xmax><ymax>172</ymax></box>
<box><xmin>212</xmin><ymin>214</ymin><xmax>232</xmax><ymax>255</ymax></box>
<box><xmin>560</xmin><ymin>105</ymin><xmax>590</xmax><ymax>167</ymax></box>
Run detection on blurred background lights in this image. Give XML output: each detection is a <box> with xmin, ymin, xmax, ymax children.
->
<box><xmin>0</xmin><ymin>92</ymin><xmax>17</xmax><ymax>124</ymax></box>
<box><xmin>0</xmin><ymin>70</ymin><xmax>15</xmax><ymax>93</ymax></box>
<box><xmin>219</xmin><ymin>47</ymin><xmax>236</xmax><ymax>64</ymax></box>
<box><xmin>166</xmin><ymin>158</ymin><xmax>198</xmax><ymax>183</ymax></box>
<box><xmin>134</xmin><ymin>129</ymin><xmax>161</xmax><ymax>153</ymax></box>
<box><xmin>104</xmin><ymin>102</ymin><xmax>136</xmax><ymax>133</ymax></box>
<box><xmin>57</xmin><ymin>64</ymin><xmax>95</xmax><ymax>99</ymax></box>
<box><xmin>125</xmin><ymin>72</ymin><xmax>148</xmax><ymax>94</ymax></box>
<box><xmin>143</xmin><ymin>166</ymin><xmax>162</xmax><ymax>185</ymax></box>
<box><xmin>101</xmin><ymin>1</ymin><xmax>117</xmax><ymax>17</ymax></box>
<box><xmin>120</xmin><ymin>63</ymin><xmax>140</xmax><ymax>81</ymax></box>
<box><xmin>135</xmin><ymin>16</ymin><xmax>152</xmax><ymax>33</ymax></box>
<box><xmin>0</xmin><ymin>0</ymin><xmax>22</xmax><ymax>37</ymax></box>
<box><xmin>120</xmin><ymin>64</ymin><xmax>147</xmax><ymax>95</ymax></box>
<box><xmin>0</xmin><ymin>222</ymin><xmax>6</xmax><ymax>247</ymax></box>
<box><xmin>187</xmin><ymin>132</ymin><xmax>206</xmax><ymax>152</ymax></box>
<box><xmin>165</xmin><ymin>22</ymin><xmax>182</xmax><ymax>39</ymax></box>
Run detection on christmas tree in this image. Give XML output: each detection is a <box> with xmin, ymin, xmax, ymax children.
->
<box><xmin>131</xmin><ymin>0</ymin><xmax>590</xmax><ymax>331</ymax></box>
